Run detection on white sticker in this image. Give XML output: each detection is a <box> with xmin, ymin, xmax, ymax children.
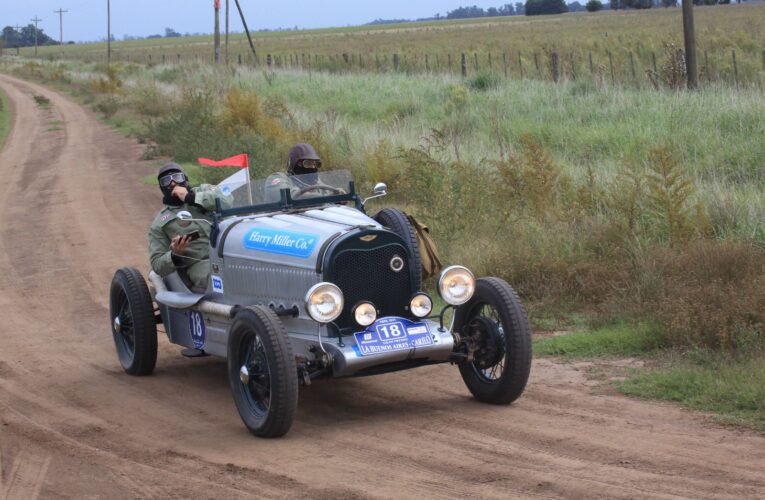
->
<box><xmin>212</xmin><ymin>275</ymin><xmax>224</xmax><ymax>293</ymax></box>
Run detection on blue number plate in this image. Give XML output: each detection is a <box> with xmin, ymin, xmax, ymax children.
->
<box><xmin>353</xmin><ymin>317</ymin><xmax>434</xmax><ymax>357</ymax></box>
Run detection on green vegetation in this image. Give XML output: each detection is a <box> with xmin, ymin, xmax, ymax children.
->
<box><xmin>619</xmin><ymin>352</ymin><xmax>765</xmax><ymax>430</ymax></box>
<box><xmin>5</xmin><ymin>60</ymin><xmax>762</xmax><ymax>355</ymax></box>
<box><xmin>534</xmin><ymin>323</ymin><xmax>664</xmax><ymax>358</ymax></box>
<box><xmin>23</xmin><ymin>4</ymin><xmax>765</xmax><ymax>87</ymax></box>
<box><xmin>0</xmin><ymin>86</ymin><xmax>10</xmax><ymax>150</ymax></box>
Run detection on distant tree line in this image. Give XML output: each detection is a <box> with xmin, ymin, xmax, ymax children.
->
<box><xmin>1</xmin><ymin>25</ymin><xmax>61</xmax><ymax>48</ymax></box>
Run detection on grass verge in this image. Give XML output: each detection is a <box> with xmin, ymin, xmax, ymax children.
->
<box><xmin>534</xmin><ymin>322</ymin><xmax>664</xmax><ymax>358</ymax></box>
<box><xmin>618</xmin><ymin>353</ymin><xmax>765</xmax><ymax>431</ymax></box>
<box><xmin>0</xmin><ymin>86</ymin><xmax>10</xmax><ymax>150</ymax></box>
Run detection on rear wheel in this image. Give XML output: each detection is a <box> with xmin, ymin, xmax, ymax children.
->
<box><xmin>454</xmin><ymin>278</ymin><xmax>531</xmax><ymax>404</ymax></box>
<box><xmin>227</xmin><ymin>306</ymin><xmax>298</xmax><ymax>438</ymax></box>
<box><xmin>109</xmin><ymin>268</ymin><xmax>157</xmax><ymax>376</ymax></box>
<box><xmin>373</xmin><ymin>208</ymin><xmax>423</xmax><ymax>292</ymax></box>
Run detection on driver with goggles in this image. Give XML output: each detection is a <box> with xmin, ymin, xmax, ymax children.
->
<box><xmin>148</xmin><ymin>163</ymin><xmax>222</xmax><ymax>292</ymax></box>
<box><xmin>265</xmin><ymin>144</ymin><xmax>341</xmax><ymax>202</ymax></box>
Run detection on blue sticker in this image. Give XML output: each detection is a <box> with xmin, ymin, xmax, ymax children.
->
<box><xmin>212</xmin><ymin>275</ymin><xmax>224</xmax><ymax>293</ymax></box>
<box><xmin>221</xmin><ymin>185</ymin><xmax>232</xmax><ymax>196</ymax></box>
<box><xmin>189</xmin><ymin>311</ymin><xmax>206</xmax><ymax>349</ymax></box>
<box><xmin>242</xmin><ymin>228</ymin><xmax>319</xmax><ymax>259</ymax></box>
<box><xmin>353</xmin><ymin>317</ymin><xmax>433</xmax><ymax>357</ymax></box>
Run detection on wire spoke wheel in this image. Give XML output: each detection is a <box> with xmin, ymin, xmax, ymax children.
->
<box><xmin>109</xmin><ymin>268</ymin><xmax>157</xmax><ymax>376</ymax></box>
<box><xmin>455</xmin><ymin>278</ymin><xmax>532</xmax><ymax>405</ymax></box>
<box><xmin>227</xmin><ymin>306</ymin><xmax>298</xmax><ymax>438</ymax></box>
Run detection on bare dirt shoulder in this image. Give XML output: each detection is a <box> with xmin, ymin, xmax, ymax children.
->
<box><xmin>0</xmin><ymin>74</ymin><xmax>763</xmax><ymax>499</ymax></box>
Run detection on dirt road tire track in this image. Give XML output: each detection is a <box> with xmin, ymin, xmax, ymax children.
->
<box><xmin>0</xmin><ymin>74</ymin><xmax>763</xmax><ymax>499</ymax></box>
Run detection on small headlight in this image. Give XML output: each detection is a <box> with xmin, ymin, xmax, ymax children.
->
<box><xmin>438</xmin><ymin>266</ymin><xmax>476</xmax><ymax>306</ymax></box>
<box><xmin>354</xmin><ymin>302</ymin><xmax>377</xmax><ymax>327</ymax></box>
<box><xmin>305</xmin><ymin>283</ymin><xmax>344</xmax><ymax>323</ymax></box>
<box><xmin>409</xmin><ymin>294</ymin><xmax>433</xmax><ymax>318</ymax></box>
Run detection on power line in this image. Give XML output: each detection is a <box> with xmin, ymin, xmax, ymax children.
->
<box><xmin>54</xmin><ymin>8</ymin><xmax>69</xmax><ymax>47</ymax></box>
<box><xmin>31</xmin><ymin>16</ymin><xmax>42</xmax><ymax>57</ymax></box>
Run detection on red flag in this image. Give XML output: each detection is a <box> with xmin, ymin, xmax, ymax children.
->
<box><xmin>214</xmin><ymin>0</ymin><xmax>221</xmax><ymax>9</ymax></box>
<box><xmin>198</xmin><ymin>154</ymin><xmax>249</xmax><ymax>169</ymax></box>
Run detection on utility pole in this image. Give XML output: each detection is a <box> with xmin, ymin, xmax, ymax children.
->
<box><xmin>107</xmin><ymin>0</ymin><xmax>111</xmax><ymax>64</ymax></box>
<box><xmin>682</xmin><ymin>0</ymin><xmax>697</xmax><ymax>89</ymax></box>
<box><xmin>54</xmin><ymin>8</ymin><xmax>68</xmax><ymax>49</ymax></box>
<box><xmin>225</xmin><ymin>0</ymin><xmax>230</xmax><ymax>64</ymax></box>
<box><xmin>214</xmin><ymin>0</ymin><xmax>221</xmax><ymax>63</ymax></box>
<box><xmin>31</xmin><ymin>16</ymin><xmax>42</xmax><ymax>57</ymax></box>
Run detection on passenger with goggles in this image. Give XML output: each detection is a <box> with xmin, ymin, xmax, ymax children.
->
<box><xmin>148</xmin><ymin>163</ymin><xmax>223</xmax><ymax>292</ymax></box>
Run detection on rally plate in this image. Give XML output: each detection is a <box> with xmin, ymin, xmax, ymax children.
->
<box><xmin>353</xmin><ymin>317</ymin><xmax>434</xmax><ymax>357</ymax></box>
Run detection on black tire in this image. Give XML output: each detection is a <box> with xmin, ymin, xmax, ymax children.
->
<box><xmin>109</xmin><ymin>267</ymin><xmax>158</xmax><ymax>376</ymax></box>
<box><xmin>227</xmin><ymin>306</ymin><xmax>298</xmax><ymax>438</ymax></box>
<box><xmin>454</xmin><ymin>277</ymin><xmax>532</xmax><ymax>405</ymax></box>
<box><xmin>373</xmin><ymin>208</ymin><xmax>423</xmax><ymax>292</ymax></box>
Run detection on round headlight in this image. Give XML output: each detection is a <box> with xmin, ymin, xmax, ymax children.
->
<box><xmin>305</xmin><ymin>283</ymin><xmax>344</xmax><ymax>323</ymax></box>
<box><xmin>409</xmin><ymin>294</ymin><xmax>433</xmax><ymax>318</ymax></box>
<box><xmin>353</xmin><ymin>302</ymin><xmax>377</xmax><ymax>327</ymax></box>
<box><xmin>438</xmin><ymin>266</ymin><xmax>476</xmax><ymax>306</ymax></box>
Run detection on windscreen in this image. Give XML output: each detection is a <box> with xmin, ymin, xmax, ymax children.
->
<box><xmin>217</xmin><ymin>169</ymin><xmax>354</xmax><ymax>210</ymax></box>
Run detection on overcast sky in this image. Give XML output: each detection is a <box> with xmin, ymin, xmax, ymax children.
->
<box><xmin>3</xmin><ymin>1</ymin><xmax>518</xmax><ymax>43</ymax></box>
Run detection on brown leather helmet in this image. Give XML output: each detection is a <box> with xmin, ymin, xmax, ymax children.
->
<box><xmin>287</xmin><ymin>144</ymin><xmax>321</xmax><ymax>175</ymax></box>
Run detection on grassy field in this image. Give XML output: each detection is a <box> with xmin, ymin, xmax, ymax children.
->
<box><xmin>0</xmin><ymin>85</ymin><xmax>10</xmax><ymax>150</ymax></box>
<box><xmin>24</xmin><ymin>4</ymin><xmax>765</xmax><ymax>86</ymax></box>
<box><xmin>534</xmin><ymin>328</ymin><xmax>765</xmax><ymax>430</ymax></box>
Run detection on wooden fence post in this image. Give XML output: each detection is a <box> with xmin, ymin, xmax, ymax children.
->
<box><xmin>704</xmin><ymin>50</ymin><xmax>710</xmax><ymax>81</ymax></box>
<box><xmin>238</xmin><ymin>53</ymin><xmax>242</xmax><ymax>65</ymax></box>
<box><xmin>461</xmin><ymin>53</ymin><xmax>467</xmax><ymax>77</ymax></box>
<box><xmin>448</xmin><ymin>54</ymin><xmax>453</xmax><ymax>73</ymax></box>
<box><xmin>629</xmin><ymin>52</ymin><xmax>636</xmax><ymax>84</ymax></box>
<box><xmin>732</xmin><ymin>50</ymin><xmax>738</xmax><ymax>86</ymax></box>
<box><xmin>267</xmin><ymin>54</ymin><xmax>273</xmax><ymax>68</ymax></box>
<box><xmin>474</xmin><ymin>52</ymin><xmax>479</xmax><ymax>72</ymax></box>
<box><xmin>652</xmin><ymin>52</ymin><xmax>657</xmax><ymax>74</ymax></box>
<box><xmin>518</xmin><ymin>51</ymin><xmax>524</xmax><ymax>79</ymax></box>
<box><xmin>589</xmin><ymin>52</ymin><xmax>594</xmax><ymax>77</ymax></box>
<box><xmin>488</xmin><ymin>52</ymin><xmax>493</xmax><ymax>73</ymax></box>
<box><xmin>551</xmin><ymin>51</ymin><xmax>559</xmax><ymax>82</ymax></box>
<box><xmin>376</xmin><ymin>54</ymin><xmax>381</xmax><ymax>72</ymax></box>
<box><xmin>570</xmin><ymin>52</ymin><xmax>577</xmax><ymax>80</ymax></box>
<box><xmin>425</xmin><ymin>54</ymin><xmax>429</xmax><ymax>72</ymax></box>
<box><xmin>503</xmin><ymin>52</ymin><xmax>508</xmax><ymax>78</ymax></box>
<box><xmin>393</xmin><ymin>53</ymin><xmax>400</xmax><ymax>72</ymax></box>
<box><xmin>177</xmin><ymin>53</ymin><xmax>181</xmax><ymax>64</ymax></box>
<box><xmin>607</xmin><ymin>50</ymin><xmax>614</xmax><ymax>83</ymax></box>
<box><xmin>533</xmin><ymin>52</ymin><xmax>540</xmax><ymax>76</ymax></box>
<box><xmin>762</xmin><ymin>49</ymin><xmax>765</xmax><ymax>72</ymax></box>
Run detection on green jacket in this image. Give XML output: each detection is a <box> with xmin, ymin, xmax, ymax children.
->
<box><xmin>148</xmin><ymin>184</ymin><xmax>219</xmax><ymax>278</ymax></box>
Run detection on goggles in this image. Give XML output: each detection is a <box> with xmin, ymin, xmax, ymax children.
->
<box><xmin>298</xmin><ymin>159</ymin><xmax>321</xmax><ymax>169</ymax></box>
<box><xmin>159</xmin><ymin>172</ymin><xmax>187</xmax><ymax>188</ymax></box>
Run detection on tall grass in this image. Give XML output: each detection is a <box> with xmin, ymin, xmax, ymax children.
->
<box><xmin>7</xmin><ymin>59</ymin><xmax>764</xmax><ymax>352</ymax></box>
<box><xmin>0</xmin><ymin>86</ymin><xmax>10</xmax><ymax>149</ymax></box>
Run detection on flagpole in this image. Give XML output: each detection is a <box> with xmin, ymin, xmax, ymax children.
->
<box><xmin>245</xmin><ymin>167</ymin><xmax>253</xmax><ymax>205</ymax></box>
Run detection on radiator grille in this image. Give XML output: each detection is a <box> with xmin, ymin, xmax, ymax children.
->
<box><xmin>329</xmin><ymin>243</ymin><xmax>412</xmax><ymax>327</ymax></box>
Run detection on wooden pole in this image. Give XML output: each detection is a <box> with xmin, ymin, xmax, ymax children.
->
<box><xmin>234</xmin><ymin>0</ymin><xmax>257</xmax><ymax>61</ymax></box>
<box><xmin>225</xmin><ymin>0</ymin><xmax>230</xmax><ymax>64</ymax></box>
<box><xmin>214</xmin><ymin>0</ymin><xmax>221</xmax><ymax>64</ymax></box>
<box><xmin>31</xmin><ymin>16</ymin><xmax>42</xmax><ymax>57</ymax></box>
<box><xmin>682</xmin><ymin>0</ymin><xmax>698</xmax><ymax>89</ymax></box>
<box><xmin>107</xmin><ymin>0</ymin><xmax>111</xmax><ymax>64</ymax></box>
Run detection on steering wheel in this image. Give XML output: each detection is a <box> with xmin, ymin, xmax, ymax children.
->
<box><xmin>296</xmin><ymin>184</ymin><xmax>345</xmax><ymax>196</ymax></box>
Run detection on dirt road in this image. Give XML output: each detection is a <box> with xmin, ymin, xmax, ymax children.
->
<box><xmin>0</xmin><ymin>74</ymin><xmax>763</xmax><ymax>499</ymax></box>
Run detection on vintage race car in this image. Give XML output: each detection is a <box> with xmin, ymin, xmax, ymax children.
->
<box><xmin>109</xmin><ymin>170</ymin><xmax>532</xmax><ymax>438</ymax></box>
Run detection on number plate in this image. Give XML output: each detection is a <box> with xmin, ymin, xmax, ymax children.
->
<box><xmin>353</xmin><ymin>317</ymin><xmax>434</xmax><ymax>357</ymax></box>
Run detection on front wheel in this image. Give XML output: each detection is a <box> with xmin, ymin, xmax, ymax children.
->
<box><xmin>109</xmin><ymin>267</ymin><xmax>158</xmax><ymax>376</ymax></box>
<box><xmin>454</xmin><ymin>277</ymin><xmax>532</xmax><ymax>405</ymax></box>
<box><xmin>227</xmin><ymin>306</ymin><xmax>298</xmax><ymax>438</ymax></box>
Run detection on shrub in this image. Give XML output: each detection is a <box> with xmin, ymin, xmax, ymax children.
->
<box><xmin>468</xmin><ymin>72</ymin><xmax>501</xmax><ymax>91</ymax></box>
<box><xmin>525</xmin><ymin>0</ymin><xmax>568</xmax><ymax>15</ymax></box>
<box><xmin>637</xmin><ymin>241</ymin><xmax>765</xmax><ymax>351</ymax></box>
